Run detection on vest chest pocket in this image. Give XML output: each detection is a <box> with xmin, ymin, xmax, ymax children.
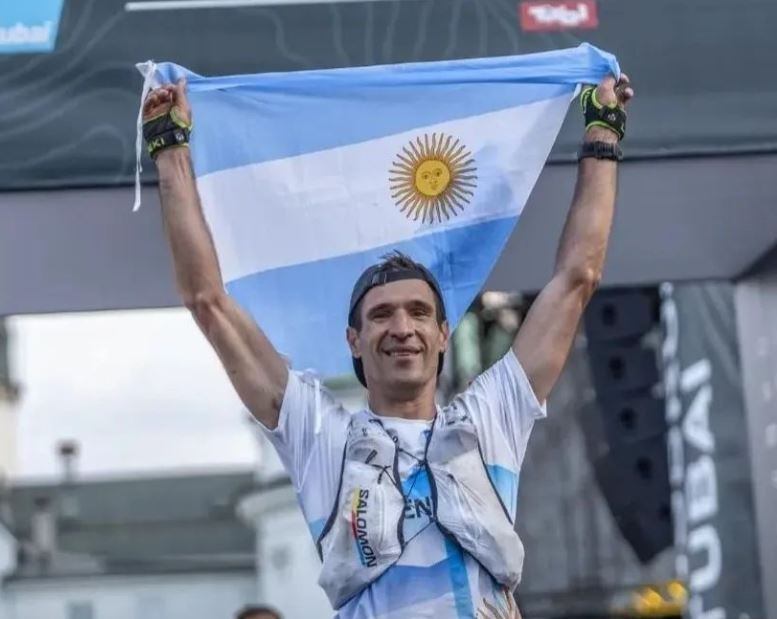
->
<box><xmin>428</xmin><ymin>458</ymin><xmax>485</xmax><ymax>543</ymax></box>
<box><xmin>317</xmin><ymin>458</ymin><xmax>405</xmax><ymax>609</ymax></box>
<box><xmin>339</xmin><ymin>461</ymin><xmax>404</xmax><ymax>564</ymax></box>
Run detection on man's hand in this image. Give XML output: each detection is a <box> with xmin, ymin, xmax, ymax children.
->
<box><xmin>143</xmin><ymin>79</ymin><xmax>192</xmax><ymax>126</ymax></box>
<box><xmin>583</xmin><ymin>73</ymin><xmax>634</xmax><ymax>144</ymax></box>
<box><xmin>143</xmin><ymin>80</ymin><xmax>192</xmax><ymax>160</ymax></box>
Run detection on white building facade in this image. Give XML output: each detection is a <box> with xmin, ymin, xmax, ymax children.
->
<box><xmin>0</xmin><ymin>471</ymin><xmax>259</xmax><ymax>619</ymax></box>
<box><xmin>0</xmin><ymin>321</ymin><xmax>19</xmax><ymax>478</ymax></box>
<box><xmin>1</xmin><ymin>572</ymin><xmax>255</xmax><ymax>619</ymax></box>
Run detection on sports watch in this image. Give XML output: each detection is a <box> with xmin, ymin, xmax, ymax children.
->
<box><xmin>578</xmin><ymin>140</ymin><xmax>623</xmax><ymax>162</ymax></box>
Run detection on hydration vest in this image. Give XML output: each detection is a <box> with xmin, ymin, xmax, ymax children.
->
<box><xmin>315</xmin><ymin>405</ymin><xmax>525</xmax><ymax>609</ymax></box>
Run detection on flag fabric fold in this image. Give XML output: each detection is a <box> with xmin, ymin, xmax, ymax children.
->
<box><xmin>142</xmin><ymin>44</ymin><xmax>619</xmax><ymax>376</ymax></box>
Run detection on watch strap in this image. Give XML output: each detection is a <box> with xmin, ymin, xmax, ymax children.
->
<box><xmin>578</xmin><ymin>141</ymin><xmax>624</xmax><ymax>162</ymax></box>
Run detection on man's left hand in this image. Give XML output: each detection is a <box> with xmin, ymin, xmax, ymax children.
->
<box><xmin>583</xmin><ymin>73</ymin><xmax>634</xmax><ymax>143</ymax></box>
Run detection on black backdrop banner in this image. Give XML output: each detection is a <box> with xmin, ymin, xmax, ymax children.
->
<box><xmin>661</xmin><ymin>282</ymin><xmax>765</xmax><ymax>619</ymax></box>
<box><xmin>1</xmin><ymin>0</ymin><xmax>776</xmax><ymax>191</ymax></box>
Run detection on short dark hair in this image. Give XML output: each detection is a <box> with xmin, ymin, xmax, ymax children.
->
<box><xmin>235</xmin><ymin>605</ymin><xmax>282</xmax><ymax>619</ymax></box>
<box><xmin>350</xmin><ymin>251</ymin><xmax>445</xmax><ymax>331</ymax></box>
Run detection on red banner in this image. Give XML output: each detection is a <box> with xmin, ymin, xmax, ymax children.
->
<box><xmin>519</xmin><ymin>0</ymin><xmax>598</xmax><ymax>32</ymax></box>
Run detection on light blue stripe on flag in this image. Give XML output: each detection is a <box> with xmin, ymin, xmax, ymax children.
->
<box><xmin>154</xmin><ymin>44</ymin><xmax>618</xmax><ymax>176</ymax></box>
<box><xmin>145</xmin><ymin>44</ymin><xmax>618</xmax><ymax>377</ymax></box>
<box><xmin>227</xmin><ymin>217</ymin><xmax>516</xmax><ymax>376</ymax></box>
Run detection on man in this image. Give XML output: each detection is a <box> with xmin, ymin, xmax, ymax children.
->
<box><xmin>235</xmin><ymin>605</ymin><xmax>282</xmax><ymax>619</ymax></box>
<box><xmin>143</xmin><ymin>70</ymin><xmax>632</xmax><ymax>618</ymax></box>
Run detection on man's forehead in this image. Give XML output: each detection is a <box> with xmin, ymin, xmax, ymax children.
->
<box><xmin>361</xmin><ymin>278</ymin><xmax>437</xmax><ymax>308</ymax></box>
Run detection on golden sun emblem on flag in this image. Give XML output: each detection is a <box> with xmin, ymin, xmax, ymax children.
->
<box><xmin>389</xmin><ymin>133</ymin><xmax>477</xmax><ymax>223</ymax></box>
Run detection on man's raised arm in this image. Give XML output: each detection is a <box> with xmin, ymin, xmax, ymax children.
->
<box><xmin>144</xmin><ymin>80</ymin><xmax>288</xmax><ymax>429</ymax></box>
<box><xmin>514</xmin><ymin>74</ymin><xmax>633</xmax><ymax>403</ymax></box>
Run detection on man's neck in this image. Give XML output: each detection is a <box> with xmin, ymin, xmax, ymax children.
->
<box><xmin>367</xmin><ymin>383</ymin><xmax>437</xmax><ymax>421</ymax></box>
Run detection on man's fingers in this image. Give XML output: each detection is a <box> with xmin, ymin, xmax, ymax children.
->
<box><xmin>615</xmin><ymin>74</ymin><xmax>631</xmax><ymax>96</ymax></box>
<box><xmin>603</xmin><ymin>72</ymin><xmax>632</xmax><ymax>108</ymax></box>
<box><xmin>144</xmin><ymin>92</ymin><xmax>159</xmax><ymax>112</ymax></box>
<box><xmin>174</xmin><ymin>78</ymin><xmax>188</xmax><ymax>105</ymax></box>
<box><xmin>146</xmin><ymin>85</ymin><xmax>174</xmax><ymax>102</ymax></box>
<box><xmin>599</xmin><ymin>74</ymin><xmax>617</xmax><ymax>92</ymax></box>
<box><xmin>616</xmin><ymin>72</ymin><xmax>634</xmax><ymax>106</ymax></box>
<box><xmin>143</xmin><ymin>86</ymin><xmax>176</xmax><ymax>119</ymax></box>
<box><xmin>145</xmin><ymin>84</ymin><xmax>174</xmax><ymax>99</ymax></box>
<box><xmin>143</xmin><ymin>82</ymin><xmax>190</xmax><ymax>122</ymax></box>
<box><xmin>595</xmin><ymin>75</ymin><xmax>618</xmax><ymax>107</ymax></box>
<box><xmin>145</xmin><ymin>89</ymin><xmax>166</xmax><ymax>107</ymax></box>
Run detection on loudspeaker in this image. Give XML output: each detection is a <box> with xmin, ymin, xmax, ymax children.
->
<box><xmin>582</xmin><ymin>287</ymin><xmax>672</xmax><ymax>563</ymax></box>
<box><xmin>592</xmin><ymin>437</ymin><xmax>671</xmax><ymax>510</ymax></box>
<box><xmin>584</xmin><ymin>289</ymin><xmax>656</xmax><ymax>342</ymax></box>
<box><xmin>580</xmin><ymin>395</ymin><xmax>667</xmax><ymax>458</ymax></box>
<box><xmin>589</xmin><ymin>433</ymin><xmax>673</xmax><ymax>563</ymax></box>
<box><xmin>611</xmin><ymin>503</ymin><xmax>673</xmax><ymax>564</ymax></box>
<box><xmin>588</xmin><ymin>347</ymin><xmax>660</xmax><ymax>394</ymax></box>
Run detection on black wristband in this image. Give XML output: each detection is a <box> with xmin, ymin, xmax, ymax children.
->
<box><xmin>143</xmin><ymin>107</ymin><xmax>192</xmax><ymax>158</ymax></box>
<box><xmin>146</xmin><ymin>127</ymin><xmax>190</xmax><ymax>157</ymax></box>
<box><xmin>578</xmin><ymin>141</ymin><xmax>623</xmax><ymax>162</ymax></box>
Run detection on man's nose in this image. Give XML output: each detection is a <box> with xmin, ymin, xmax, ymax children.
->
<box><xmin>388</xmin><ymin>311</ymin><xmax>413</xmax><ymax>338</ymax></box>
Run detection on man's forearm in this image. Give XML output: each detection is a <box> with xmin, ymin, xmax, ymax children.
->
<box><xmin>554</xmin><ymin>127</ymin><xmax>619</xmax><ymax>289</ymax></box>
<box><xmin>156</xmin><ymin>147</ymin><xmax>224</xmax><ymax>303</ymax></box>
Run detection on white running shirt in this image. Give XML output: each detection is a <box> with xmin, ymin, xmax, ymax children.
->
<box><xmin>259</xmin><ymin>350</ymin><xmax>545</xmax><ymax>619</ymax></box>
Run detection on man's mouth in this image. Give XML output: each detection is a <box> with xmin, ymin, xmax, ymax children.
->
<box><xmin>383</xmin><ymin>347</ymin><xmax>422</xmax><ymax>358</ymax></box>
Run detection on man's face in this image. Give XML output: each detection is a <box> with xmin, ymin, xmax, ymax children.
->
<box><xmin>347</xmin><ymin>279</ymin><xmax>449</xmax><ymax>395</ymax></box>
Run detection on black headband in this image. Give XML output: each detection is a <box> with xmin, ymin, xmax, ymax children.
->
<box><xmin>348</xmin><ymin>263</ymin><xmax>447</xmax><ymax>327</ymax></box>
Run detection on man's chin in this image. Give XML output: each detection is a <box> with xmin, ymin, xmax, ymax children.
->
<box><xmin>365</xmin><ymin>357</ymin><xmax>435</xmax><ymax>390</ymax></box>
<box><xmin>382</xmin><ymin>368</ymin><xmax>431</xmax><ymax>391</ymax></box>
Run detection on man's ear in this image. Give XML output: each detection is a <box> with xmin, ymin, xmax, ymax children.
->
<box><xmin>346</xmin><ymin>326</ymin><xmax>361</xmax><ymax>358</ymax></box>
<box><xmin>440</xmin><ymin>320</ymin><xmax>450</xmax><ymax>353</ymax></box>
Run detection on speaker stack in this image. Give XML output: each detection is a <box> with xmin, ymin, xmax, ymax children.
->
<box><xmin>582</xmin><ymin>288</ymin><xmax>673</xmax><ymax>563</ymax></box>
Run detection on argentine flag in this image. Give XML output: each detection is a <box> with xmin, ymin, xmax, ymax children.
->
<box><xmin>143</xmin><ymin>44</ymin><xmax>618</xmax><ymax>377</ymax></box>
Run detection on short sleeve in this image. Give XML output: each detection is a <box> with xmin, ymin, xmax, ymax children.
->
<box><xmin>252</xmin><ymin>370</ymin><xmax>351</xmax><ymax>491</ymax></box>
<box><xmin>448</xmin><ymin>349</ymin><xmax>546</xmax><ymax>469</ymax></box>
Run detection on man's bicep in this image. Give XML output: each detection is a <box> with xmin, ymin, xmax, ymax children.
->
<box><xmin>513</xmin><ymin>274</ymin><xmax>588</xmax><ymax>403</ymax></box>
<box><xmin>191</xmin><ymin>291</ymin><xmax>289</xmax><ymax>429</ymax></box>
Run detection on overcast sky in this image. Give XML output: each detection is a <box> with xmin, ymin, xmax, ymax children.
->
<box><xmin>7</xmin><ymin>308</ymin><xmax>259</xmax><ymax>481</ymax></box>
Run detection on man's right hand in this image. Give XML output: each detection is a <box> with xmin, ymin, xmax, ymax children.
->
<box><xmin>143</xmin><ymin>79</ymin><xmax>192</xmax><ymax>126</ymax></box>
<box><xmin>143</xmin><ymin>80</ymin><xmax>193</xmax><ymax>160</ymax></box>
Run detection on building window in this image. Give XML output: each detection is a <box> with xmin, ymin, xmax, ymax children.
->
<box><xmin>66</xmin><ymin>601</ymin><xmax>94</xmax><ymax>619</ymax></box>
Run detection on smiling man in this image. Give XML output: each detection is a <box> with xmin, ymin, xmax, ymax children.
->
<box><xmin>143</xmin><ymin>71</ymin><xmax>632</xmax><ymax>618</ymax></box>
